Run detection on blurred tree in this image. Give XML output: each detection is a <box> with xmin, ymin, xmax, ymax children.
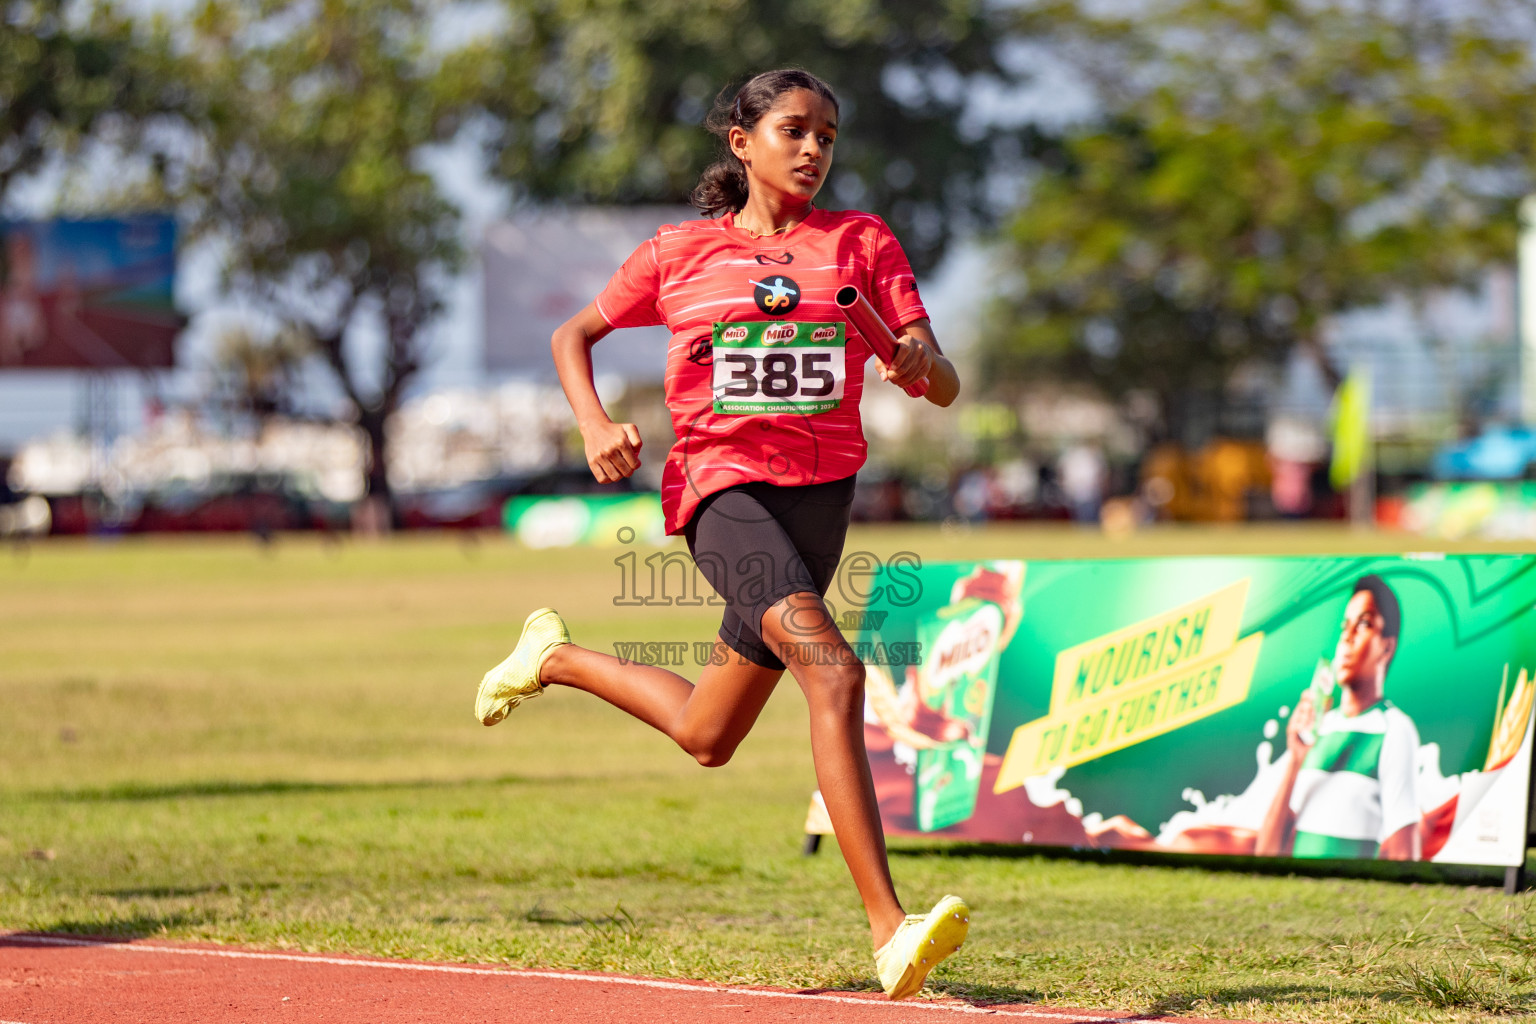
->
<box><xmin>167</xmin><ymin>0</ymin><xmax>469</xmax><ymax>518</ymax></box>
<box><xmin>0</xmin><ymin>0</ymin><xmax>171</xmax><ymax>205</ymax></box>
<box><xmin>210</xmin><ymin>320</ymin><xmax>311</xmax><ymax>431</ymax></box>
<box><xmin>984</xmin><ymin>0</ymin><xmax>1536</xmax><ymax>440</ymax></box>
<box><xmin>452</xmin><ymin>0</ymin><xmax>1032</xmax><ymax>272</ymax></box>
<box><xmin>150</xmin><ymin>0</ymin><xmax>1049</xmax><ymax>516</ymax></box>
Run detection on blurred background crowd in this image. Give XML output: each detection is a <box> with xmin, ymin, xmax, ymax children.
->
<box><xmin>5</xmin><ymin>0</ymin><xmax>1536</xmax><ymax>541</ymax></box>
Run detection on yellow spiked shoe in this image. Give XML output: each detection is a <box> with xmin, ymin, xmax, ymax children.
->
<box><xmin>475</xmin><ymin>608</ymin><xmax>571</xmax><ymax>726</ymax></box>
<box><xmin>874</xmin><ymin>895</ymin><xmax>970</xmax><ymax>1000</ymax></box>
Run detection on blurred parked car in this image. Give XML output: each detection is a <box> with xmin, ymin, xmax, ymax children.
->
<box><xmin>394</xmin><ymin>466</ymin><xmax>639</xmax><ymax>530</ymax></box>
<box><xmin>47</xmin><ymin>472</ymin><xmax>349</xmax><ymax>536</ymax></box>
<box><xmin>42</xmin><ymin>465</ymin><xmax>640</xmax><ymax>535</ymax></box>
<box><xmin>0</xmin><ymin>458</ymin><xmax>50</xmax><ymax>538</ymax></box>
<box><xmin>134</xmin><ymin>472</ymin><xmax>349</xmax><ymax>535</ymax></box>
<box><xmin>1432</xmin><ymin>426</ymin><xmax>1536</xmax><ymax>481</ymax></box>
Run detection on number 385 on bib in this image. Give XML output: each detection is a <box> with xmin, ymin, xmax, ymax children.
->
<box><xmin>710</xmin><ymin>321</ymin><xmax>847</xmax><ymax>415</ymax></box>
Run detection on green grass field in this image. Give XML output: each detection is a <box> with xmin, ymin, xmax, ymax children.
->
<box><xmin>5</xmin><ymin>524</ymin><xmax>1536</xmax><ymax>1022</ymax></box>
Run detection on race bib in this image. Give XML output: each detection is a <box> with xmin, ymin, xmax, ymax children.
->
<box><xmin>711</xmin><ymin>321</ymin><xmax>846</xmax><ymax>415</ymax></box>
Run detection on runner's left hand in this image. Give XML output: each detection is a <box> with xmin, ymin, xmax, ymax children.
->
<box><xmin>875</xmin><ymin>333</ymin><xmax>932</xmax><ymax>388</ymax></box>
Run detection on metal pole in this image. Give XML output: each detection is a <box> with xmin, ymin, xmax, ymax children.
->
<box><xmin>1348</xmin><ymin>365</ymin><xmax>1374</xmax><ymax>528</ymax></box>
<box><xmin>1518</xmin><ymin>195</ymin><xmax>1536</xmax><ymax>424</ymax></box>
<box><xmin>1350</xmin><ymin>457</ymin><xmax>1375</xmax><ymax>529</ymax></box>
<box><xmin>1508</xmin><ymin>737</ymin><xmax>1536</xmax><ymax>895</ymax></box>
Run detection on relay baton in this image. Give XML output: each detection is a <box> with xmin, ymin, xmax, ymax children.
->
<box><xmin>834</xmin><ymin>285</ymin><xmax>929</xmax><ymax>398</ymax></box>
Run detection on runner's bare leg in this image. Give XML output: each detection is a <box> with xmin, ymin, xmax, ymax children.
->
<box><xmin>760</xmin><ymin>591</ymin><xmax>907</xmax><ymax>949</ymax></box>
<box><xmin>539</xmin><ymin>642</ymin><xmax>783</xmax><ymax>768</ymax></box>
<box><xmin>539</xmin><ymin>595</ymin><xmax>906</xmax><ymax>948</ymax></box>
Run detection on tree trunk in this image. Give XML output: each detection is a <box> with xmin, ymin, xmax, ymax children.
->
<box><xmin>353</xmin><ymin>405</ymin><xmax>394</xmax><ymax>535</ymax></box>
<box><xmin>1299</xmin><ymin>328</ymin><xmax>1343</xmax><ymax>393</ymax></box>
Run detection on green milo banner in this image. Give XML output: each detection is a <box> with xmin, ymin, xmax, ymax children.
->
<box><xmin>503</xmin><ymin>493</ymin><xmax>665</xmax><ymax>548</ymax></box>
<box><xmin>1401</xmin><ymin>482</ymin><xmax>1536</xmax><ymax>541</ymax></box>
<box><xmin>835</xmin><ymin>556</ymin><xmax>1536</xmax><ymax>867</ymax></box>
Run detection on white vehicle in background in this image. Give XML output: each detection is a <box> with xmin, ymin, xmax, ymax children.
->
<box><xmin>0</xmin><ymin>493</ymin><xmax>50</xmax><ymax>539</ymax></box>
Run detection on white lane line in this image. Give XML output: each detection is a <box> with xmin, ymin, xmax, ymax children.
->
<box><xmin>3</xmin><ymin>934</ymin><xmax>1130</xmax><ymax>1022</ymax></box>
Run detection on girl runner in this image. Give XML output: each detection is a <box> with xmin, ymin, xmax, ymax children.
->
<box><xmin>476</xmin><ymin>68</ymin><xmax>966</xmax><ymax>1000</ymax></box>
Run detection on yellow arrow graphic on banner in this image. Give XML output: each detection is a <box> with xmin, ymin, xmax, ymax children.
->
<box><xmin>1048</xmin><ymin>578</ymin><xmax>1250</xmax><ymax>713</ymax></box>
<box><xmin>995</xmin><ymin>632</ymin><xmax>1264</xmax><ymax>793</ymax></box>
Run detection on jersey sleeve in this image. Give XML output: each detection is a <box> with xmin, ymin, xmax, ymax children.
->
<box><xmin>594</xmin><ymin>236</ymin><xmax>664</xmax><ymax>329</ymax></box>
<box><xmin>1377</xmin><ymin>710</ymin><xmax>1422</xmax><ymax>842</ymax></box>
<box><xmin>867</xmin><ymin>218</ymin><xmax>928</xmax><ymax>333</ymax></box>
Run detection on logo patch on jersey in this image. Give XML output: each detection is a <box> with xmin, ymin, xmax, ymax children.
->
<box><xmin>751</xmin><ymin>275</ymin><xmax>800</xmax><ymax>316</ymax></box>
<box><xmin>754</xmin><ymin>252</ymin><xmax>794</xmax><ymax>266</ymax></box>
<box><xmin>687</xmin><ymin>335</ymin><xmax>713</xmax><ymax>366</ymax></box>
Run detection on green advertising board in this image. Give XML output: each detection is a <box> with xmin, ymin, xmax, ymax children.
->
<box><xmin>1402</xmin><ymin>482</ymin><xmax>1536</xmax><ymax>541</ymax></box>
<box><xmin>829</xmin><ymin>556</ymin><xmax>1536</xmax><ymax>868</ymax></box>
<box><xmin>503</xmin><ymin>493</ymin><xmax>666</xmax><ymax>548</ymax></box>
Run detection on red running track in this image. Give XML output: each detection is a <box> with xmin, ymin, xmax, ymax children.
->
<box><xmin>0</xmin><ymin>933</ymin><xmax>1248</xmax><ymax>1024</ymax></box>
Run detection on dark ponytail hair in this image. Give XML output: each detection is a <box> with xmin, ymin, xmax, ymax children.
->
<box><xmin>690</xmin><ymin>69</ymin><xmax>840</xmax><ymax>218</ymax></box>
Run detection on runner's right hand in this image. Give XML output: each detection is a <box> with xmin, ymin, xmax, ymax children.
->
<box><xmin>582</xmin><ymin>419</ymin><xmax>643</xmax><ymax>482</ymax></box>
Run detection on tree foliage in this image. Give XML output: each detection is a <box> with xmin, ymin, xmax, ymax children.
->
<box><xmin>210</xmin><ymin>320</ymin><xmax>312</xmax><ymax>428</ymax></box>
<box><xmin>167</xmin><ymin>0</ymin><xmax>471</xmax><ymax>502</ymax></box>
<box><xmin>985</xmin><ymin>0</ymin><xmax>1536</xmax><ymax>436</ymax></box>
<box><xmin>0</xmin><ymin>0</ymin><xmax>174</xmax><ymax>205</ymax></box>
<box><xmin>455</xmin><ymin>0</ymin><xmax>1027</xmax><ymax>271</ymax></box>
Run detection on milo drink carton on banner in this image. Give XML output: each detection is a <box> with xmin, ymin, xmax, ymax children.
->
<box><xmin>910</xmin><ymin>564</ymin><xmax>1022</xmax><ymax>831</ymax></box>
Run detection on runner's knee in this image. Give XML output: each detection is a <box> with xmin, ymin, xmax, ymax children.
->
<box><xmin>805</xmin><ymin>659</ymin><xmax>866</xmax><ymax>713</ymax></box>
<box><xmin>675</xmin><ymin>722</ymin><xmax>738</xmax><ymax>768</ymax></box>
<box><xmin>692</xmin><ymin>744</ymin><xmax>735</xmax><ymax>768</ymax></box>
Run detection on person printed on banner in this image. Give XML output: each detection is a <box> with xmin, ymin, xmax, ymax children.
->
<box><xmin>1256</xmin><ymin>575</ymin><xmax>1422</xmax><ymax>861</ymax></box>
<box><xmin>0</xmin><ymin>233</ymin><xmax>46</xmax><ymax>365</ymax></box>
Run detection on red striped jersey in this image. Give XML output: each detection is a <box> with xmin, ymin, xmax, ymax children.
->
<box><xmin>594</xmin><ymin>208</ymin><xmax>927</xmax><ymax>535</ymax></box>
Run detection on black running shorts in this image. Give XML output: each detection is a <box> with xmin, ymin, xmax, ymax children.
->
<box><xmin>683</xmin><ymin>475</ymin><xmax>856</xmax><ymax>671</ymax></box>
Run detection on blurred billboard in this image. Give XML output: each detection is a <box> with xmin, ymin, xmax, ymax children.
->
<box><xmin>0</xmin><ymin>216</ymin><xmax>181</xmax><ymax>369</ymax></box>
<box><xmin>481</xmin><ymin>207</ymin><xmax>692</xmax><ymax>380</ymax></box>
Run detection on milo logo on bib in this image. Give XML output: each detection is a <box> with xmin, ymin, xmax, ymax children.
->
<box><xmin>711</xmin><ymin>320</ymin><xmax>847</xmax><ymax>415</ymax></box>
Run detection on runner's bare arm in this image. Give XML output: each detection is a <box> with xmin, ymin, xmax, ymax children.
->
<box><xmin>551</xmin><ymin>302</ymin><xmax>644</xmax><ymax>483</ymax></box>
<box><xmin>878</xmin><ymin>319</ymin><xmax>959</xmax><ymax>407</ymax></box>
